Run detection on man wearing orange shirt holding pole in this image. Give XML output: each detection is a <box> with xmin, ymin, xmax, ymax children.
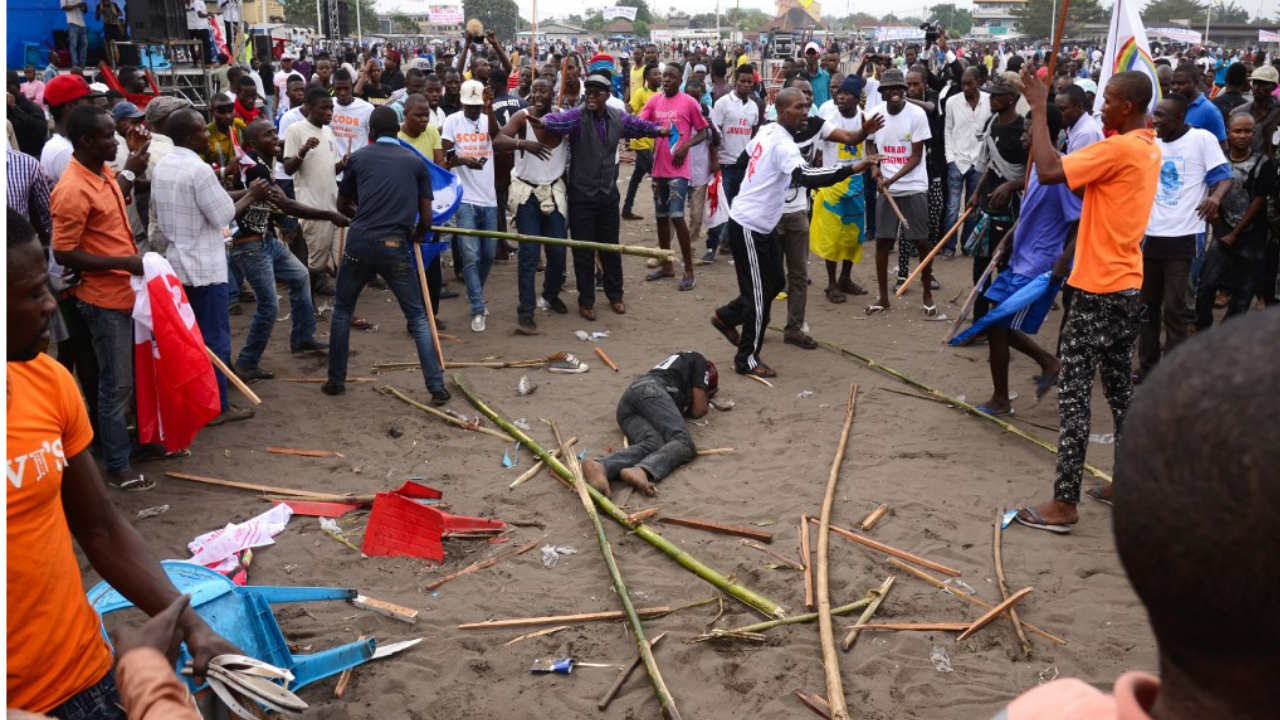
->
<box><xmin>1013</xmin><ymin>69</ymin><xmax>1162</xmax><ymax>533</ymax></box>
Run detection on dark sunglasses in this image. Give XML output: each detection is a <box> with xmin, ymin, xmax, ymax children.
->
<box><xmin>214</xmin><ymin>104</ymin><xmax>235</xmax><ymax>112</ymax></box>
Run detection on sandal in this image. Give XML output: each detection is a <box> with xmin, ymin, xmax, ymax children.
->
<box><xmin>1013</xmin><ymin>507</ymin><xmax>1072</xmax><ymax>534</ymax></box>
<box><xmin>1035</xmin><ymin>372</ymin><xmax>1060</xmax><ymax>401</ymax></box>
<box><xmin>824</xmin><ymin>286</ymin><xmax>847</xmax><ymax>304</ymax></box>
<box><xmin>1085</xmin><ymin>485</ymin><xmax>1113</xmax><ymax>506</ymax></box>
<box><xmin>133</xmin><ymin>446</ymin><xmax>192</xmax><ymax>462</ymax></box>
<box><xmin>109</xmin><ymin>474</ymin><xmax>156</xmax><ymax>493</ymax></box>
<box><xmin>837</xmin><ymin>279</ymin><xmax>867</xmax><ymax>296</ymax></box>
<box><xmin>784</xmin><ymin>332</ymin><xmax>818</xmax><ymax>349</ymax></box>
<box><xmin>645</xmin><ymin>270</ymin><xmax>674</xmax><ymax>282</ymax></box>
<box><xmin>975</xmin><ymin>403</ymin><xmax>1014</xmax><ymax>417</ymax></box>
<box><xmin>865</xmin><ymin>304</ymin><xmax>888</xmax><ymax>315</ymax></box>
<box><xmin>679</xmin><ymin>277</ymin><xmax>696</xmax><ymax>291</ymax></box>
<box><xmin>735</xmin><ymin>363</ymin><xmax>777</xmax><ymax>379</ymax></box>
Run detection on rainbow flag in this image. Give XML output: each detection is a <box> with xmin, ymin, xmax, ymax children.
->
<box><xmin>1096</xmin><ymin>0</ymin><xmax>1160</xmax><ymax>114</ymax></box>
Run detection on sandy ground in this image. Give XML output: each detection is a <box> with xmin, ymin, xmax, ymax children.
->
<box><xmin>86</xmin><ymin>162</ymin><xmax>1156</xmax><ymax>719</ymax></box>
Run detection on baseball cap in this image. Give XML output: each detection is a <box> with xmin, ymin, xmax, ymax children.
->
<box><xmin>982</xmin><ymin>71</ymin><xmax>1023</xmax><ymax>96</ymax></box>
<box><xmin>878</xmin><ymin>68</ymin><xmax>907</xmax><ymax>90</ymax></box>
<box><xmin>1250</xmin><ymin>65</ymin><xmax>1279</xmax><ymax>84</ymax></box>
<box><xmin>1073</xmin><ymin>77</ymin><xmax>1097</xmax><ymax>93</ymax></box>
<box><xmin>460</xmin><ymin>79</ymin><xmax>485</xmax><ymax>105</ymax></box>
<box><xmin>111</xmin><ymin>101</ymin><xmax>145</xmax><ymax>121</ymax></box>
<box><xmin>694</xmin><ymin>64</ymin><xmax>707</xmax><ymax>73</ymax></box>
<box><xmin>44</xmin><ymin>74</ymin><xmax>104</xmax><ymax>107</ymax></box>
<box><xmin>584</xmin><ymin>70</ymin><xmax>613</xmax><ymax>89</ymax></box>
<box><xmin>804</xmin><ymin>42</ymin><xmax>822</xmax><ymax>55</ymax></box>
<box><xmin>281</xmin><ymin>50</ymin><xmax>297</xmax><ymax>60</ymax></box>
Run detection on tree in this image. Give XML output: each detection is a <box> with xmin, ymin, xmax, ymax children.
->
<box><xmin>1141</xmin><ymin>0</ymin><xmax>1207</xmax><ymax>23</ymax></box>
<box><xmin>283</xmin><ymin>0</ymin><xmax>380</xmax><ymax>36</ymax></box>
<box><xmin>463</xmin><ymin>0</ymin><xmax>520</xmax><ymax>40</ymax></box>
<box><xmin>1011</xmin><ymin>0</ymin><xmax>1106</xmax><ymax>39</ymax></box>
<box><xmin>390</xmin><ymin>11</ymin><xmax>418</xmax><ymax>34</ymax></box>
<box><xmin>584</xmin><ymin>10</ymin><xmax>606</xmax><ymax>31</ymax></box>
<box><xmin>616</xmin><ymin>0</ymin><xmax>654</xmax><ymax>24</ymax></box>
<box><xmin>689</xmin><ymin>12</ymin><xmax>718</xmax><ymax>29</ymax></box>
<box><xmin>927</xmin><ymin>3</ymin><xmax>973</xmax><ymax>35</ymax></box>
<box><xmin>1213</xmin><ymin>1</ymin><xmax>1250</xmax><ymax>22</ymax></box>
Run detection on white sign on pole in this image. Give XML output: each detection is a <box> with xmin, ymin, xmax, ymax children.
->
<box><xmin>1260</xmin><ymin>29</ymin><xmax>1280</xmax><ymax>42</ymax></box>
<box><xmin>874</xmin><ymin>26</ymin><xmax>926</xmax><ymax>42</ymax></box>
<box><xmin>602</xmin><ymin>6</ymin><xmax>638</xmax><ymax>21</ymax></box>
<box><xmin>429</xmin><ymin>5</ymin><xmax>463</xmax><ymax>24</ymax></box>
<box><xmin>1151</xmin><ymin>27</ymin><xmax>1202</xmax><ymax>43</ymax></box>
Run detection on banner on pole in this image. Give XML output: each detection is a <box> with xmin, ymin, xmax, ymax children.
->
<box><xmin>1261</xmin><ymin>29</ymin><xmax>1280</xmax><ymax>42</ymax></box>
<box><xmin>874</xmin><ymin>26</ymin><xmax>926</xmax><ymax>42</ymax></box>
<box><xmin>1095</xmin><ymin>0</ymin><xmax>1159</xmax><ymax>114</ymax></box>
<box><xmin>1150</xmin><ymin>27</ymin><xmax>1202</xmax><ymax>44</ymax></box>
<box><xmin>602</xmin><ymin>6</ymin><xmax>638</xmax><ymax>21</ymax></box>
<box><xmin>428</xmin><ymin>6</ymin><xmax>463</xmax><ymax>24</ymax></box>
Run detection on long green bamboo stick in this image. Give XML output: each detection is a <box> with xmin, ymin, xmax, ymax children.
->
<box><xmin>430</xmin><ymin>225</ymin><xmax>676</xmax><ymax>260</ymax></box>
<box><xmin>452</xmin><ymin>374</ymin><xmax>787</xmax><ymax>619</ymax></box>
<box><xmin>778</xmin><ymin>328</ymin><xmax>1113</xmax><ymax>483</ymax></box>
<box><xmin>693</xmin><ymin>598</ymin><xmax>873</xmax><ymax>642</ymax></box>
<box><xmin>552</xmin><ymin>424</ymin><xmax>681</xmax><ymax>720</ymax></box>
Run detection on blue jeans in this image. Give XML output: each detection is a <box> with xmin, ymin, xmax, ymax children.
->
<box><xmin>227</xmin><ymin>250</ymin><xmax>245</xmax><ymax>306</ymax></box>
<box><xmin>945</xmin><ymin>163</ymin><xmax>981</xmax><ymax>252</ymax></box>
<box><xmin>456</xmin><ymin>203</ymin><xmax>498</xmax><ymax>316</ymax></box>
<box><xmin>329</xmin><ymin>236</ymin><xmax>445</xmax><ymax>393</ymax></box>
<box><xmin>185</xmin><ymin>283</ymin><xmax>231</xmax><ymax>412</ymax></box>
<box><xmin>76</xmin><ymin>301</ymin><xmax>134</xmax><ymax>475</ymax></box>
<box><xmin>230</xmin><ymin>233</ymin><xmax>317</xmax><ymax>368</ymax></box>
<box><xmin>653</xmin><ymin>177</ymin><xmax>689</xmax><ymax>219</ymax></box>
<box><xmin>67</xmin><ymin>24</ymin><xmax>88</xmax><ymax>68</ymax></box>
<box><xmin>515</xmin><ymin>195</ymin><xmax>567</xmax><ymax>317</ymax></box>
<box><xmin>46</xmin><ymin>669</ymin><xmax>125</xmax><ymax>720</ymax></box>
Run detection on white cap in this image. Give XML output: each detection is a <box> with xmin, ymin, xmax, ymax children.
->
<box><xmin>804</xmin><ymin>42</ymin><xmax>822</xmax><ymax>55</ymax></box>
<box><xmin>460</xmin><ymin>79</ymin><xmax>485</xmax><ymax>105</ymax></box>
<box><xmin>281</xmin><ymin>50</ymin><xmax>297</xmax><ymax>60</ymax></box>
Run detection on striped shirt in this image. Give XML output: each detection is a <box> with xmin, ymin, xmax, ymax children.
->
<box><xmin>6</xmin><ymin>148</ymin><xmax>51</xmax><ymax>232</ymax></box>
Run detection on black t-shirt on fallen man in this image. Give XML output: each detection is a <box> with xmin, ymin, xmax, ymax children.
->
<box><xmin>646</xmin><ymin>351</ymin><xmax>710</xmax><ymax>414</ymax></box>
<box><xmin>337</xmin><ymin>140</ymin><xmax>433</xmax><ymax>244</ymax></box>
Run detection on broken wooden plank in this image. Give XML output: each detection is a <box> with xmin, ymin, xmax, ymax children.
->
<box><xmin>166</xmin><ymin>472</ymin><xmax>368</xmax><ymax>502</ymax></box>
<box><xmin>333</xmin><ymin>635</ymin><xmax>367</xmax><ymax>698</ymax></box>
<box><xmin>859</xmin><ymin>504</ymin><xmax>889</xmax><ymax>531</ymax></box>
<box><xmin>808</xmin><ymin>517</ymin><xmax>962</xmax><ymax>577</ymax></box>
<box><xmin>425</xmin><ymin>540</ymin><xmax>539</xmax><ymax>591</ymax></box>
<box><xmin>741</xmin><ymin>540</ymin><xmax>804</xmax><ymax>570</ymax></box>
<box><xmin>267</xmin><ymin>447</ymin><xmax>344</xmax><ymax>458</ymax></box>
<box><xmin>956</xmin><ymin>587</ymin><xmax>1034</xmax><ymax>642</ymax></box>
<box><xmin>658</xmin><ymin>517</ymin><xmax>773</xmax><ymax>543</ymax></box>
<box><xmin>795</xmin><ymin>691</ymin><xmax>833</xmax><ymax>720</ymax></box>
<box><xmin>800</xmin><ymin>515</ymin><xmax>814</xmax><ymax>611</ymax></box>
<box><xmin>502</xmin><ymin>626</ymin><xmax>569</xmax><ymax>648</ymax></box>
<box><xmin>458</xmin><ymin>606</ymin><xmax>672</xmax><ymax>630</ymax></box>
<box><xmin>625</xmin><ymin>507</ymin><xmax>661</xmax><ymax>526</ymax></box>
<box><xmin>351</xmin><ymin>595</ymin><xmax>419</xmax><ymax>624</ymax></box>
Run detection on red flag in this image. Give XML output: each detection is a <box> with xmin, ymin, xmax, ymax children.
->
<box><xmin>132</xmin><ymin>254</ymin><xmax>221</xmax><ymax>452</ymax></box>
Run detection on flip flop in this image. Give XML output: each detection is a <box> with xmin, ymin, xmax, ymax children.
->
<box><xmin>1085</xmin><ymin>485</ymin><xmax>1113</xmax><ymax>506</ymax></box>
<box><xmin>109</xmin><ymin>474</ymin><xmax>157</xmax><ymax>493</ymax></box>
<box><xmin>1013</xmin><ymin>507</ymin><xmax>1072</xmax><ymax>534</ymax></box>
<box><xmin>976</xmin><ymin>403</ymin><xmax>1014</xmax><ymax>417</ymax></box>
<box><xmin>1035</xmin><ymin>372</ymin><xmax>1060</xmax><ymax>401</ymax></box>
<box><xmin>645</xmin><ymin>270</ymin><xmax>674</xmax><ymax>282</ymax></box>
<box><xmin>679</xmin><ymin>277</ymin><xmax>696</xmax><ymax>291</ymax></box>
<box><xmin>865</xmin><ymin>304</ymin><xmax>887</xmax><ymax>316</ymax></box>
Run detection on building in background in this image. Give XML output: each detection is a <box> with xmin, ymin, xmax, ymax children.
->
<box><xmin>970</xmin><ymin>0</ymin><xmax>1026</xmax><ymax>40</ymax></box>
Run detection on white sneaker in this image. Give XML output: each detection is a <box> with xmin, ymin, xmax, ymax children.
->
<box><xmin>471</xmin><ymin>313</ymin><xmax>486</xmax><ymax>332</ymax></box>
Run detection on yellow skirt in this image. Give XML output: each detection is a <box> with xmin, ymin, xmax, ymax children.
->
<box><xmin>809</xmin><ymin>174</ymin><xmax>866</xmax><ymax>264</ymax></box>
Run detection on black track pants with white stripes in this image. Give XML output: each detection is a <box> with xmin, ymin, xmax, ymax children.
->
<box><xmin>716</xmin><ymin>220</ymin><xmax>785</xmax><ymax>371</ymax></box>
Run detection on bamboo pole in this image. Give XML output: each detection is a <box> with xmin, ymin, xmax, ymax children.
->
<box><xmin>846</xmin><ymin>622</ymin><xmax>969</xmax><ymax>632</ymax></box>
<box><xmin>887</xmin><ymin>559</ymin><xmax>1066</xmax><ymax>645</ymax></box>
<box><xmin>995</xmin><ymin>510</ymin><xmax>1033</xmax><ymax>657</ymax></box>
<box><xmin>206</xmin><ymin>346</ymin><xmax>262</xmax><ymax>405</ymax></box>
<box><xmin>425</xmin><ymin>540</ymin><xmax>539</xmax><ymax>591</ymax></box>
<box><xmin>800</xmin><ymin>515</ymin><xmax>815</xmax><ymax>610</ymax></box>
<box><xmin>430</xmin><ymin>225</ymin><xmax>676</xmax><ymax>260</ymax></box>
<box><xmin>817</xmin><ymin>382</ymin><xmax>858</xmax><ymax>720</ymax></box>
<box><xmin>956</xmin><ymin>587</ymin><xmax>1034</xmax><ymax>642</ymax></box>
<box><xmin>841</xmin><ymin>576</ymin><xmax>893</xmax><ymax>651</ymax></box>
<box><xmin>784</xmin><ymin>329</ymin><xmax>1114</xmax><ymax>483</ymax></box>
<box><xmin>809</xmin><ymin>518</ymin><xmax>962</xmax><ymax>577</ymax></box>
<box><xmin>412</xmin><ymin>243</ymin><xmax>448</xmax><ymax>371</ymax></box>
<box><xmin>378</xmin><ymin>385</ymin><xmax>511</xmax><ymax>441</ymax></box>
<box><xmin>895</xmin><ymin>206</ymin><xmax>973</xmax><ymax>297</ymax></box>
<box><xmin>553</xmin><ymin>426</ymin><xmax>681</xmax><ymax>720</ymax></box>
<box><xmin>693</xmin><ymin>598</ymin><xmax>873</xmax><ymax>641</ymax></box>
<box><xmin>598</xmin><ymin>632</ymin><xmax>668</xmax><ymax>711</ymax></box>
<box><xmin>509</xmin><ymin>440</ymin><xmax>573</xmax><ymax>489</ymax></box>
<box><xmin>452</xmin><ymin>374</ymin><xmax>786</xmax><ymax>619</ymax></box>
<box><xmin>458</xmin><ymin>607</ymin><xmax>673</xmax><ymax>630</ymax></box>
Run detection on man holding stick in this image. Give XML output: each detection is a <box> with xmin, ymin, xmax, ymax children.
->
<box><xmin>581</xmin><ymin>351</ymin><xmax>717</xmax><ymax>498</ymax></box>
<box><xmin>1013</xmin><ymin>69</ymin><xmax>1160</xmax><ymax>532</ymax></box>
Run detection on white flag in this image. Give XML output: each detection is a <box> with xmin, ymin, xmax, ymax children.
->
<box><xmin>1095</xmin><ymin>0</ymin><xmax>1160</xmax><ymax>114</ymax></box>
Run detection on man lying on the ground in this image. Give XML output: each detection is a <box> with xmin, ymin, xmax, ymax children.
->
<box><xmin>582</xmin><ymin>351</ymin><xmax>717</xmax><ymax>498</ymax></box>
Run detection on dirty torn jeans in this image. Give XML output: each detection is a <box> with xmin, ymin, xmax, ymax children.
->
<box><xmin>598</xmin><ymin>375</ymin><xmax>696</xmax><ymax>484</ymax></box>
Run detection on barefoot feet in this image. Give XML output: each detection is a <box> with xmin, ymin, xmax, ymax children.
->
<box><xmin>619</xmin><ymin>466</ymin><xmax>658</xmax><ymax>497</ymax></box>
<box><xmin>581</xmin><ymin>459</ymin><xmax>612</xmax><ymax>499</ymax></box>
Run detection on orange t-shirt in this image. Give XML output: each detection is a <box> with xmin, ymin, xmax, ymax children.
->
<box><xmin>1060</xmin><ymin>128</ymin><xmax>1160</xmax><ymax>294</ymax></box>
<box><xmin>6</xmin><ymin>354</ymin><xmax>113</xmax><ymax>713</ymax></box>
<box><xmin>50</xmin><ymin>157</ymin><xmax>138</xmax><ymax>311</ymax></box>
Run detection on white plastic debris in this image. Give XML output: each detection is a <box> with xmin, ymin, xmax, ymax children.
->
<box><xmin>796</xmin><ymin>390</ymin><xmax>814</xmax><ymax>399</ymax></box>
<box><xmin>574</xmin><ymin>330</ymin><xmax>591</xmax><ymax>341</ymax></box>
<box><xmin>516</xmin><ymin>376</ymin><xmax>537</xmax><ymax>397</ymax></box>
<box><xmin>1090</xmin><ymin>433</ymin><xmax>1115</xmax><ymax>444</ymax></box>
<box><xmin>930</xmin><ymin>646</ymin><xmax>953</xmax><ymax>673</ymax></box>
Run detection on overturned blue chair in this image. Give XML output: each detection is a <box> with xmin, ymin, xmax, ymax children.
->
<box><xmin>88</xmin><ymin>560</ymin><xmax>375</xmax><ymax>691</ymax></box>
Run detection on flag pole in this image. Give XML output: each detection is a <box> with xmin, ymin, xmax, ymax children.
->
<box><xmin>206</xmin><ymin>346</ymin><xmax>263</xmax><ymax>405</ymax></box>
<box><xmin>413</xmin><ymin>243</ymin><xmax>448</xmax><ymax>371</ymax></box>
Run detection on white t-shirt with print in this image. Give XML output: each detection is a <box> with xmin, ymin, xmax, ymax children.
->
<box><xmin>711</xmin><ymin>92</ymin><xmax>759</xmax><ymax>164</ymax></box>
<box><xmin>330</xmin><ymin>97</ymin><xmax>373</xmax><ymax>157</ymax></box>
<box><xmin>1148</xmin><ymin>127</ymin><xmax>1230</xmax><ymax>236</ymax></box>
<box><xmin>866</xmin><ymin>101</ymin><xmax>931</xmax><ymax>196</ymax></box>
<box><xmin>730</xmin><ymin>122</ymin><xmax>804</xmax><ymax>234</ymax></box>
<box><xmin>441</xmin><ymin>110</ymin><xmax>496</xmax><ymax>208</ymax></box>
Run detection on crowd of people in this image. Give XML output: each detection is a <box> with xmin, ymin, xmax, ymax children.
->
<box><xmin>5</xmin><ymin>25</ymin><xmax>1280</xmax><ymax>720</ymax></box>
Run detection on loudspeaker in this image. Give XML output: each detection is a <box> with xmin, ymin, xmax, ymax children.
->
<box><xmin>253</xmin><ymin>34</ymin><xmax>273</xmax><ymax>61</ymax></box>
<box><xmin>321</xmin><ymin>0</ymin><xmax>351</xmax><ymax>39</ymax></box>
<box><xmin>127</xmin><ymin>0</ymin><xmax>187</xmax><ymax>40</ymax></box>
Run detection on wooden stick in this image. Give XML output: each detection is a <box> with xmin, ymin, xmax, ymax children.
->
<box><xmin>333</xmin><ymin>634</ymin><xmax>366</xmax><ymax>698</ymax></box>
<box><xmin>859</xmin><ymin>504</ymin><xmax>889</xmax><ymax>531</ymax></box>
<box><xmin>696</xmin><ymin>447</ymin><xmax>735</xmax><ymax>456</ymax></box>
<box><xmin>553</xmin><ymin>427</ymin><xmax>681</xmax><ymax>720</ymax></box>
<box><xmin>351</xmin><ymin>595</ymin><xmax>419</xmax><ymax>624</ymax></box>
<box><xmin>502</xmin><ymin>625</ymin><xmax>568</xmax><ymax>647</ymax></box>
<box><xmin>881</xmin><ymin>190</ymin><xmax>908</xmax><ymax>230</ymax></box>
<box><xmin>895</xmin><ymin>206</ymin><xmax>973</xmax><ymax>296</ymax></box>
<box><xmin>800</xmin><ymin>515</ymin><xmax>815</xmax><ymax>611</ymax></box>
<box><xmin>164</xmin><ymin>471</ymin><xmax>369</xmax><ymax>501</ymax></box>
<box><xmin>430</xmin><ymin>225</ymin><xmax>676</xmax><ymax>260</ymax></box>
<box><xmin>744</xmin><ymin>373</ymin><xmax>774</xmax><ymax>387</ymax></box>
<box><xmin>809</xmin><ymin>517</ymin><xmax>962</xmax><ymax>577</ymax></box>
<box><xmin>817</xmin><ymin>382</ymin><xmax>858</xmax><ymax>720</ymax></box>
<box><xmin>597</xmin><ymin>632</ymin><xmax>667</xmax><ymax>711</ymax></box>
<box><xmin>206</xmin><ymin>346</ymin><xmax>262</xmax><ymax>405</ymax></box>
<box><xmin>412</xmin><ymin>243</ymin><xmax>448</xmax><ymax>371</ymax></box>
<box><xmin>658</xmin><ymin>517</ymin><xmax>773</xmax><ymax>543</ymax></box>
<box><xmin>378</xmin><ymin>385</ymin><xmax>511</xmax><ymax>441</ymax></box>
<box><xmin>509</xmin><ymin>440</ymin><xmax>573</xmax><ymax>489</ymax></box>
<box><xmin>943</xmin><ymin>228</ymin><xmax>1015</xmax><ymax>344</ymax></box>
<box><xmin>994</xmin><ymin>511</ymin><xmax>1033</xmax><ymax>657</ymax></box>
<box><xmin>695</xmin><ymin>598</ymin><xmax>872</xmax><ymax>641</ymax></box>
<box><xmin>260</xmin><ymin>493</ymin><xmax>379</xmax><ymax>505</ymax></box>
<box><xmin>887</xmin><ymin>558</ymin><xmax>1066</xmax><ymax>645</ymax></box>
<box><xmin>458</xmin><ymin>606</ymin><xmax>673</xmax><ymax>630</ymax></box>
<box><xmin>425</xmin><ymin>540</ymin><xmax>539</xmax><ymax>591</ymax></box>
<box><xmin>741</xmin><ymin>540</ymin><xmax>804</xmax><ymax>570</ymax></box>
<box><xmin>846</xmin><ymin>622</ymin><xmax>969</xmax><ymax>632</ymax></box>
<box><xmin>795</xmin><ymin>691</ymin><xmax>833</xmax><ymax>720</ymax></box>
<box><xmin>594</xmin><ymin>346</ymin><xmax>619</xmax><ymax>372</ymax></box>
<box><xmin>956</xmin><ymin>587</ymin><xmax>1034</xmax><ymax>642</ymax></box>
<box><xmin>266</xmin><ymin>447</ymin><xmax>342</xmax><ymax>458</ymax></box>
<box><xmin>626</xmin><ymin>507</ymin><xmax>662</xmax><ymax>525</ymax></box>
<box><xmin>842</xmin><ymin>576</ymin><xmax>893</xmax><ymax>651</ymax></box>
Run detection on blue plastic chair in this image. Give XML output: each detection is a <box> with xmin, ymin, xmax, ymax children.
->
<box><xmin>87</xmin><ymin>561</ymin><xmax>375</xmax><ymax>692</ymax></box>
<box><xmin>23</xmin><ymin>42</ymin><xmax>46</xmax><ymax>68</ymax></box>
